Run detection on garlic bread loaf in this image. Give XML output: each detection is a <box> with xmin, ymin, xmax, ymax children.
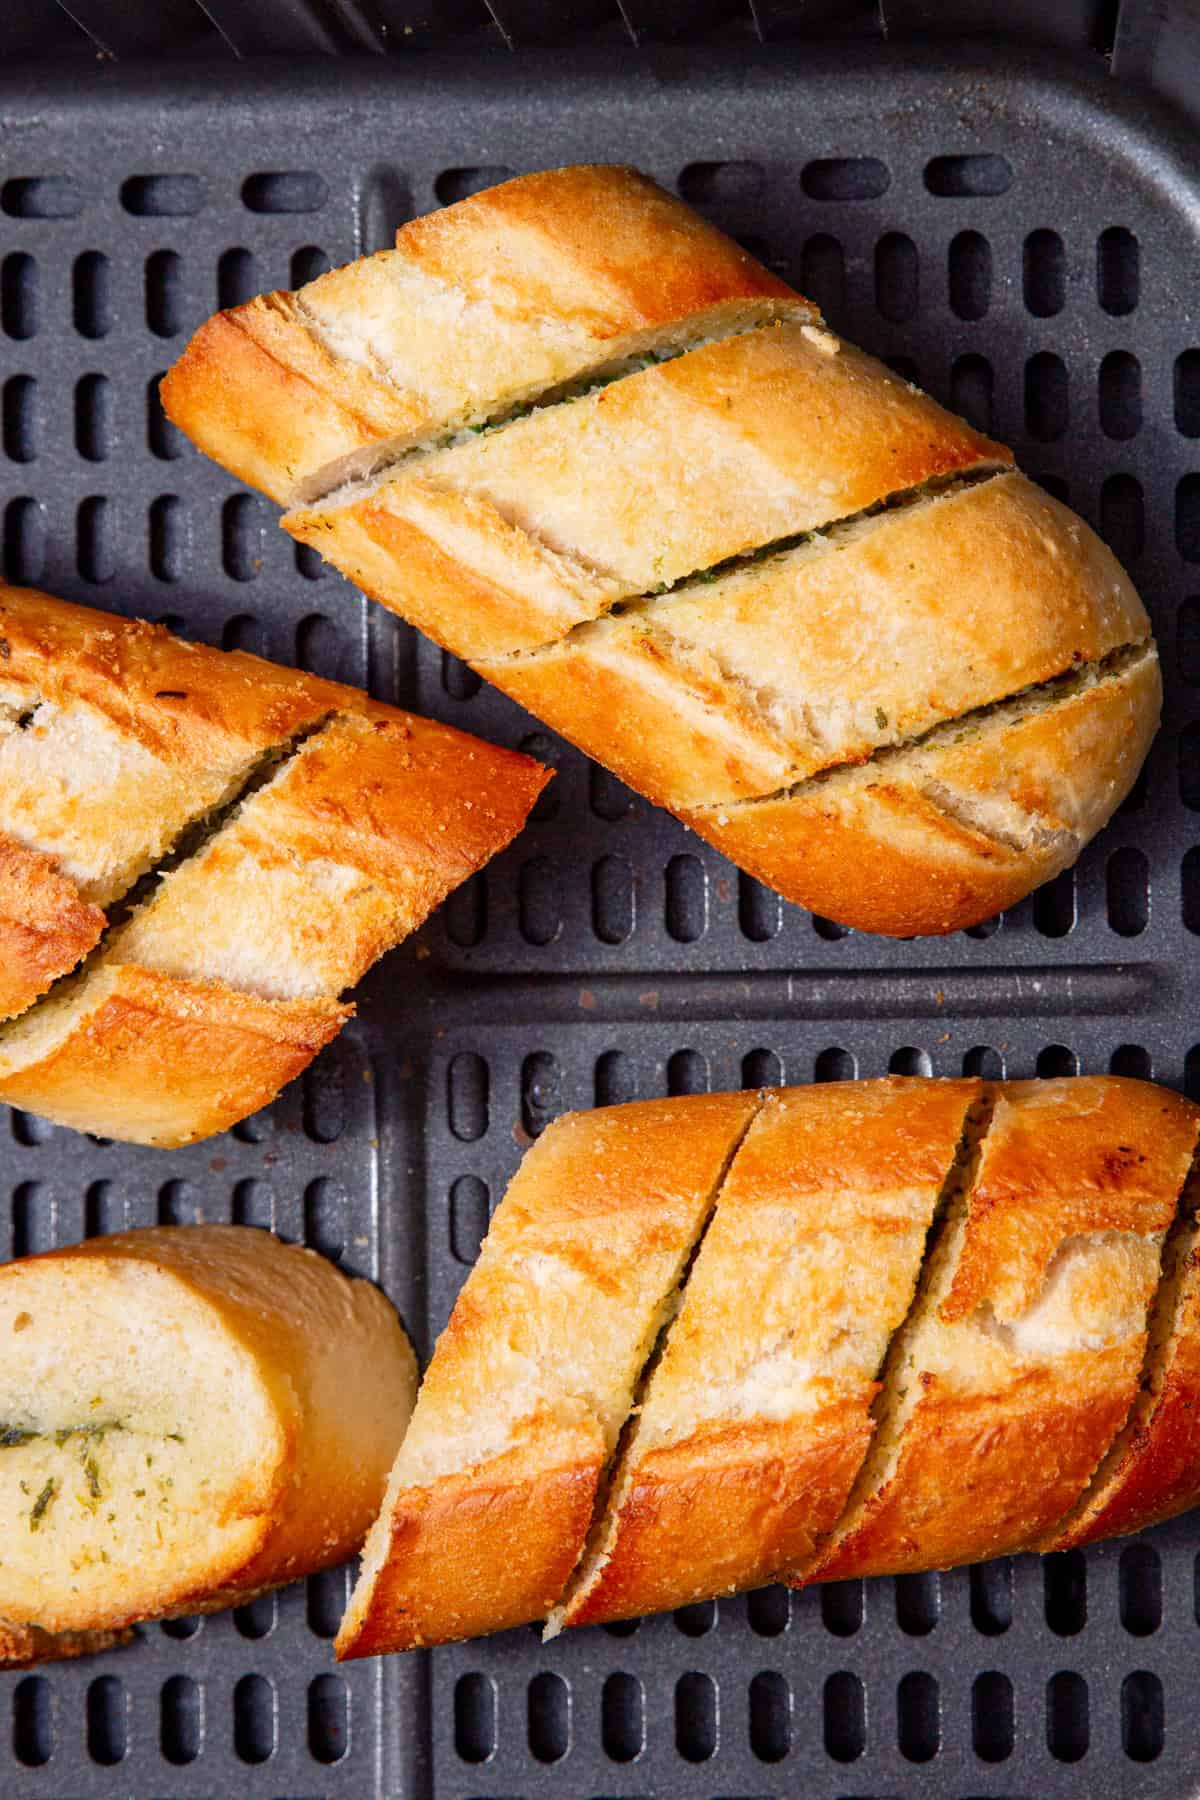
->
<box><xmin>0</xmin><ymin>1225</ymin><xmax>415</xmax><ymax>1637</ymax></box>
<box><xmin>338</xmin><ymin>1076</ymin><xmax>1200</xmax><ymax>1653</ymax></box>
<box><xmin>165</xmin><ymin>164</ymin><xmax>1158</xmax><ymax>936</ymax></box>
<box><xmin>0</xmin><ymin>586</ymin><xmax>548</xmax><ymax>1146</ymax></box>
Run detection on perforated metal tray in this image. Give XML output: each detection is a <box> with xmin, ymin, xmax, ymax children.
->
<box><xmin>2</xmin><ymin>39</ymin><xmax>1199</xmax><ymax>1799</ymax></box>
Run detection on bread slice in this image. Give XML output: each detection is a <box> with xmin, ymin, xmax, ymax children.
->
<box><xmin>0</xmin><ymin>964</ymin><xmax>348</xmax><ymax>1146</ymax></box>
<box><xmin>0</xmin><ymin>706</ymin><xmax>547</xmax><ymax>1145</ymax></box>
<box><xmin>0</xmin><ymin>584</ymin><xmax>341</xmax><ymax>1018</ymax></box>
<box><xmin>162</xmin><ymin>165</ymin><xmax>810</xmax><ymax>506</ymax></box>
<box><xmin>683</xmin><ymin>641</ymin><xmax>1160</xmax><ymax>936</ymax></box>
<box><xmin>113</xmin><ymin>709</ymin><xmax>545</xmax><ymax>1000</ymax></box>
<box><xmin>335</xmin><ymin>1092</ymin><xmax>761</xmax><ymax>1658</ymax></box>
<box><xmin>285</xmin><ymin>321</ymin><xmax>1009</xmax><ymax>661</ymax></box>
<box><xmin>0</xmin><ymin>1225</ymin><xmax>416</xmax><ymax>1635</ymax></box>
<box><xmin>554</xmin><ymin>1077</ymin><xmax>982</xmax><ymax>1628</ymax></box>
<box><xmin>0</xmin><ymin>1619</ymin><xmax>133</xmax><ymax>1669</ymax></box>
<box><xmin>480</xmin><ymin>471</ymin><xmax>1149</xmax><ymax>810</ymax></box>
<box><xmin>796</xmin><ymin>1077</ymin><xmax>1200</xmax><ymax>1582</ymax></box>
<box><xmin>1042</xmin><ymin>1152</ymin><xmax>1200</xmax><ymax>1550</ymax></box>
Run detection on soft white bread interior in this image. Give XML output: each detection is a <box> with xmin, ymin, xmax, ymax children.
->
<box><xmin>330</xmin><ymin>1076</ymin><xmax>1200</xmax><ymax>1653</ymax></box>
<box><xmin>554</xmin><ymin>1077</ymin><xmax>981</xmax><ymax>1628</ymax></box>
<box><xmin>0</xmin><ymin>1225</ymin><xmax>415</xmax><ymax>1635</ymax></box>
<box><xmin>335</xmin><ymin>1091</ymin><xmax>760</xmax><ymax>1658</ymax></box>
<box><xmin>286</xmin><ymin>322</ymin><xmax>1007</xmax><ymax>661</ymax></box>
<box><xmin>161</xmin><ymin>164</ymin><xmax>811</xmax><ymax>507</ymax></box>
<box><xmin>0</xmin><ymin>591</ymin><xmax>549</xmax><ymax>1146</ymax></box>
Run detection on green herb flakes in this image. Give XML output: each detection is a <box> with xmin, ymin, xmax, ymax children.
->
<box><xmin>29</xmin><ymin>1478</ymin><xmax>56</xmax><ymax>1530</ymax></box>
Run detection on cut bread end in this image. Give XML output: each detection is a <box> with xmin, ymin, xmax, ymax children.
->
<box><xmin>0</xmin><ymin>1254</ymin><xmax>287</xmax><ymax>1632</ymax></box>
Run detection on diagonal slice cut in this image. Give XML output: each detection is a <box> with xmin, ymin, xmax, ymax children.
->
<box><xmin>1041</xmin><ymin>1146</ymin><xmax>1200</xmax><ymax>1551</ymax></box>
<box><xmin>335</xmin><ymin>1091</ymin><xmax>761</xmax><ymax>1657</ymax></box>
<box><xmin>553</xmin><ymin>1077</ymin><xmax>982</xmax><ymax>1629</ymax></box>
<box><xmin>285</xmin><ymin>321</ymin><xmax>1008</xmax><ymax>661</ymax></box>
<box><xmin>477</xmin><ymin>471</ymin><xmax>1148</xmax><ymax>810</ymax></box>
<box><xmin>683</xmin><ymin>643</ymin><xmax>1160</xmax><ymax>936</ymax></box>
<box><xmin>793</xmin><ymin>1077</ymin><xmax>1200</xmax><ymax>1584</ymax></box>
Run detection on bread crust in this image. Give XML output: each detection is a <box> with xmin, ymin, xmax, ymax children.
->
<box><xmin>0</xmin><ymin>1620</ymin><xmax>133</xmax><ymax>1669</ymax></box>
<box><xmin>800</xmin><ymin>1078</ymin><xmax>1197</xmax><ymax>1581</ymax></box>
<box><xmin>0</xmin><ymin>964</ymin><xmax>349</xmax><ymax>1148</ymax></box>
<box><xmin>480</xmin><ymin>472</ymin><xmax>1149</xmax><ymax>810</ymax></box>
<box><xmin>683</xmin><ymin>647</ymin><xmax>1161</xmax><ymax>935</ymax></box>
<box><xmin>336</xmin><ymin>1091</ymin><xmax>760</xmax><ymax>1657</ymax></box>
<box><xmin>288</xmin><ymin>322</ymin><xmax>1007</xmax><ymax>661</ymax></box>
<box><xmin>560</xmin><ymin>1077</ymin><xmax>980</xmax><ymax>1626</ymax></box>
<box><xmin>0</xmin><ymin>832</ymin><xmax>104</xmax><ymax>1021</ymax></box>
<box><xmin>0</xmin><ymin>582</ymin><xmax>340</xmax><ymax>766</ymax></box>
<box><xmin>0</xmin><ymin>1225</ymin><xmax>416</xmax><ymax>1633</ymax></box>
<box><xmin>163</xmin><ymin>164</ymin><xmax>805</xmax><ymax>506</ymax></box>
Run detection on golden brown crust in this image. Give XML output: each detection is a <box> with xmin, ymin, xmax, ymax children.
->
<box><xmin>802</xmin><ymin>1077</ymin><xmax>1196</xmax><ymax>1581</ymax></box>
<box><xmin>0</xmin><ymin>582</ymin><xmax>341</xmax><ymax>767</ymax></box>
<box><xmin>0</xmin><ymin>833</ymin><xmax>104</xmax><ymax>1021</ymax></box>
<box><xmin>560</xmin><ymin>1077</ymin><xmax>979</xmax><ymax>1626</ymax></box>
<box><xmin>0</xmin><ymin>965</ymin><xmax>349</xmax><ymax>1148</ymax></box>
<box><xmin>163</xmin><ymin>164</ymin><xmax>806</xmax><ymax>506</ymax></box>
<box><xmin>395</xmin><ymin>164</ymin><xmax>797</xmax><ymax>331</ymax></box>
<box><xmin>683</xmin><ymin>648</ymin><xmax>1160</xmax><ymax>936</ymax></box>
<box><xmin>336</xmin><ymin>1091</ymin><xmax>760</xmax><ymax>1658</ymax></box>
<box><xmin>567</xmin><ymin>1412</ymin><xmax>870</xmax><ymax>1625</ymax></box>
<box><xmin>290</xmin><ymin>323</ymin><xmax>1007</xmax><ymax>662</ymax></box>
<box><xmin>252</xmin><ymin>707</ymin><xmax>550</xmax><ymax>908</ymax></box>
<box><xmin>338</xmin><ymin>1429</ymin><xmax>602</xmax><ymax>1657</ymax></box>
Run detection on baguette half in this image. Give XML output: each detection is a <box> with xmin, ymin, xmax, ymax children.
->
<box><xmin>332</xmin><ymin>1077</ymin><xmax>1200</xmax><ymax>1652</ymax></box>
<box><xmin>0</xmin><ymin>1225</ymin><xmax>415</xmax><ymax>1635</ymax></box>
<box><xmin>336</xmin><ymin>1091</ymin><xmax>760</xmax><ymax>1657</ymax></box>
<box><xmin>161</xmin><ymin>165</ymin><xmax>809</xmax><ymax>507</ymax></box>
<box><xmin>166</xmin><ymin>162</ymin><xmax>1159</xmax><ymax>936</ymax></box>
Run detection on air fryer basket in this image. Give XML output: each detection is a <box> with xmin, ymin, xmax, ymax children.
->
<box><xmin>2</xmin><ymin>34</ymin><xmax>1199</xmax><ymax>1799</ymax></box>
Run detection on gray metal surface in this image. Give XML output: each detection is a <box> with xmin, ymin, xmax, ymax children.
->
<box><xmin>1</xmin><ymin>40</ymin><xmax>1198</xmax><ymax>1799</ymax></box>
